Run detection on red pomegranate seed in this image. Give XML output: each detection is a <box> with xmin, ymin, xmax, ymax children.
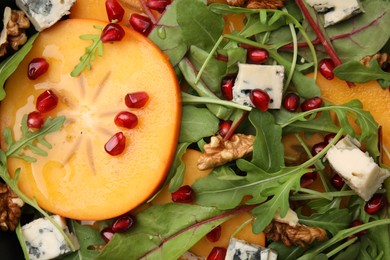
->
<box><xmin>330</xmin><ymin>174</ymin><xmax>344</xmax><ymax>190</ymax></box>
<box><xmin>218</xmin><ymin>120</ymin><xmax>232</xmax><ymax>138</ymax></box>
<box><xmin>301</xmin><ymin>166</ymin><xmax>317</xmax><ymax>187</ymax></box>
<box><xmin>311</xmin><ymin>141</ymin><xmax>327</xmax><ymax>156</ymax></box>
<box><xmin>171</xmin><ymin>185</ymin><xmax>195</xmax><ymax>203</ymax></box>
<box><xmin>112</xmin><ymin>214</ymin><xmax>136</xmax><ymax>233</ymax></box>
<box><xmin>247</xmin><ymin>48</ymin><xmax>269</xmax><ymax>64</ymax></box>
<box><xmin>105</xmin><ymin>132</ymin><xmax>126</xmax><ymax>156</ymax></box>
<box><xmin>301</xmin><ymin>96</ymin><xmax>323</xmax><ymax>112</ymax></box>
<box><xmin>105</xmin><ymin>0</ymin><xmax>125</xmax><ymax>22</ymax></box>
<box><xmin>318</xmin><ymin>58</ymin><xmax>335</xmax><ymax>80</ymax></box>
<box><xmin>324</xmin><ymin>133</ymin><xmax>337</xmax><ymax>144</ymax></box>
<box><xmin>129</xmin><ymin>13</ymin><xmax>153</xmax><ymax>36</ymax></box>
<box><xmin>250</xmin><ymin>89</ymin><xmax>270</xmax><ymax>112</ymax></box>
<box><xmin>36</xmin><ymin>89</ymin><xmax>58</xmax><ymax>113</ymax></box>
<box><xmin>364</xmin><ymin>193</ymin><xmax>385</xmax><ymax>215</ymax></box>
<box><xmin>221</xmin><ymin>76</ymin><xmax>235</xmax><ymax>101</ymax></box>
<box><xmin>207</xmin><ymin>247</ymin><xmax>227</xmax><ymax>260</ymax></box>
<box><xmin>349</xmin><ymin>219</ymin><xmax>366</xmax><ymax>238</ymax></box>
<box><xmin>101</xmin><ymin>23</ymin><xmax>125</xmax><ymax>43</ymax></box>
<box><xmin>28</xmin><ymin>57</ymin><xmax>49</xmax><ymax>80</ymax></box>
<box><xmin>146</xmin><ymin>0</ymin><xmax>171</xmax><ymax>13</ymax></box>
<box><xmin>283</xmin><ymin>92</ymin><xmax>300</xmax><ymax>112</ymax></box>
<box><xmin>206</xmin><ymin>225</ymin><xmax>222</xmax><ymax>243</ymax></box>
<box><xmin>215</xmin><ymin>53</ymin><xmax>228</xmax><ymax>62</ymax></box>
<box><xmin>100</xmin><ymin>227</ymin><xmax>115</xmax><ymax>243</ymax></box>
<box><xmin>114</xmin><ymin>111</ymin><xmax>138</xmax><ymax>129</ymax></box>
<box><xmin>27</xmin><ymin>111</ymin><xmax>44</xmax><ymax>129</ymax></box>
<box><xmin>124</xmin><ymin>91</ymin><xmax>149</xmax><ymax>108</ymax></box>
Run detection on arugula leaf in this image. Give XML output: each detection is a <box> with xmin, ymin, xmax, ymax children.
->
<box><xmin>179</xmin><ymin>105</ymin><xmax>219</xmax><ymax>143</ymax></box>
<box><xmin>268</xmin><ymin>242</ymin><xmax>306</xmax><ymax>260</ymax></box>
<box><xmin>167</xmin><ymin>143</ymin><xmax>191</xmax><ymax>192</ymax></box>
<box><xmin>0</xmin><ymin>33</ymin><xmax>38</xmax><ymax>101</ymax></box>
<box><xmin>333</xmin><ymin>242</ymin><xmax>361</xmax><ymax>260</ymax></box>
<box><xmin>333</xmin><ymin>59</ymin><xmax>390</xmax><ymax>85</ymax></box>
<box><xmin>176</xmin><ymin>0</ymin><xmax>224</xmax><ymax>53</ymax></box>
<box><xmin>62</xmin><ymin>221</ymin><xmax>104</xmax><ymax>260</ymax></box>
<box><xmin>97</xmin><ymin>204</ymin><xmax>254</xmax><ymax>259</ymax></box>
<box><xmin>249</xmin><ymin>110</ymin><xmax>284</xmax><ymax>172</ymax></box>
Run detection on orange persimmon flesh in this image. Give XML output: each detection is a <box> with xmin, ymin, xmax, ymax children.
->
<box><xmin>309</xmin><ymin>73</ymin><xmax>390</xmax><ymax>166</ymax></box>
<box><xmin>0</xmin><ymin>19</ymin><xmax>181</xmax><ymax>220</ymax></box>
<box><xmin>153</xmin><ymin>149</ymin><xmax>265</xmax><ymax>257</ymax></box>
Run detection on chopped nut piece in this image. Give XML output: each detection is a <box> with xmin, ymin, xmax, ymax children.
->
<box><xmin>246</xmin><ymin>0</ymin><xmax>288</xmax><ymax>9</ymax></box>
<box><xmin>264</xmin><ymin>221</ymin><xmax>327</xmax><ymax>247</ymax></box>
<box><xmin>226</xmin><ymin>0</ymin><xmax>247</xmax><ymax>6</ymax></box>
<box><xmin>360</xmin><ymin>53</ymin><xmax>390</xmax><ymax>68</ymax></box>
<box><xmin>197</xmin><ymin>134</ymin><xmax>255</xmax><ymax>170</ymax></box>
<box><xmin>0</xmin><ymin>183</ymin><xmax>24</xmax><ymax>231</ymax></box>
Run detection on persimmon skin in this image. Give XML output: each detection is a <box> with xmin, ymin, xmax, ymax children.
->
<box><xmin>0</xmin><ymin>19</ymin><xmax>181</xmax><ymax>220</ymax></box>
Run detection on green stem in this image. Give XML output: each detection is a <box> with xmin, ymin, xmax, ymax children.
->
<box><xmin>326</xmin><ymin>237</ymin><xmax>358</xmax><ymax>258</ymax></box>
<box><xmin>181</xmin><ymin>92</ymin><xmax>252</xmax><ymax>111</ymax></box>
<box><xmin>282</xmin><ymin>7</ymin><xmax>298</xmax><ymax>89</ymax></box>
<box><xmin>296</xmin><ymin>188</ymin><xmax>333</xmax><ymax>200</ymax></box>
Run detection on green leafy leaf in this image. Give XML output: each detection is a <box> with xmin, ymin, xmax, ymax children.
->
<box><xmin>167</xmin><ymin>143</ymin><xmax>191</xmax><ymax>192</ymax></box>
<box><xmin>333</xmin><ymin>59</ymin><xmax>390</xmax><ymax>84</ymax></box>
<box><xmin>97</xmin><ymin>204</ymin><xmax>250</xmax><ymax>259</ymax></box>
<box><xmin>179</xmin><ymin>106</ymin><xmax>219</xmax><ymax>143</ymax></box>
<box><xmin>0</xmin><ymin>33</ymin><xmax>38</xmax><ymax>101</ymax></box>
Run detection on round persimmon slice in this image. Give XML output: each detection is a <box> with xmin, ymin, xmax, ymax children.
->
<box><xmin>0</xmin><ymin>19</ymin><xmax>181</xmax><ymax>220</ymax></box>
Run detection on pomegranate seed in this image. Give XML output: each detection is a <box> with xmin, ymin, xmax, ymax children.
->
<box><xmin>100</xmin><ymin>227</ymin><xmax>115</xmax><ymax>243</ymax></box>
<box><xmin>349</xmin><ymin>219</ymin><xmax>366</xmax><ymax>238</ymax></box>
<box><xmin>318</xmin><ymin>59</ymin><xmax>335</xmax><ymax>80</ymax></box>
<box><xmin>114</xmin><ymin>111</ymin><xmax>138</xmax><ymax>129</ymax></box>
<box><xmin>207</xmin><ymin>247</ymin><xmax>226</xmax><ymax>260</ymax></box>
<box><xmin>364</xmin><ymin>193</ymin><xmax>385</xmax><ymax>215</ymax></box>
<box><xmin>330</xmin><ymin>174</ymin><xmax>344</xmax><ymax>190</ymax></box>
<box><xmin>324</xmin><ymin>133</ymin><xmax>337</xmax><ymax>144</ymax></box>
<box><xmin>36</xmin><ymin>89</ymin><xmax>58</xmax><ymax>113</ymax></box>
<box><xmin>171</xmin><ymin>185</ymin><xmax>195</xmax><ymax>203</ymax></box>
<box><xmin>105</xmin><ymin>0</ymin><xmax>125</xmax><ymax>22</ymax></box>
<box><xmin>28</xmin><ymin>57</ymin><xmax>49</xmax><ymax>80</ymax></box>
<box><xmin>221</xmin><ymin>76</ymin><xmax>235</xmax><ymax>101</ymax></box>
<box><xmin>218</xmin><ymin>120</ymin><xmax>232</xmax><ymax>138</ymax></box>
<box><xmin>101</xmin><ymin>23</ymin><xmax>125</xmax><ymax>43</ymax></box>
<box><xmin>124</xmin><ymin>91</ymin><xmax>149</xmax><ymax>108</ymax></box>
<box><xmin>301</xmin><ymin>96</ymin><xmax>323</xmax><ymax>112</ymax></box>
<box><xmin>206</xmin><ymin>225</ymin><xmax>222</xmax><ymax>243</ymax></box>
<box><xmin>250</xmin><ymin>89</ymin><xmax>270</xmax><ymax>112</ymax></box>
<box><xmin>129</xmin><ymin>14</ymin><xmax>153</xmax><ymax>36</ymax></box>
<box><xmin>146</xmin><ymin>0</ymin><xmax>171</xmax><ymax>13</ymax></box>
<box><xmin>112</xmin><ymin>214</ymin><xmax>135</xmax><ymax>233</ymax></box>
<box><xmin>283</xmin><ymin>92</ymin><xmax>300</xmax><ymax>112</ymax></box>
<box><xmin>105</xmin><ymin>132</ymin><xmax>126</xmax><ymax>156</ymax></box>
<box><xmin>311</xmin><ymin>142</ymin><xmax>327</xmax><ymax>156</ymax></box>
<box><xmin>215</xmin><ymin>53</ymin><xmax>228</xmax><ymax>62</ymax></box>
<box><xmin>27</xmin><ymin>111</ymin><xmax>44</xmax><ymax>129</ymax></box>
<box><xmin>301</xmin><ymin>166</ymin><xmax>317</xmax><ymax>187</ymax></box>
<box><xmin>247</xmin><ymin>48</ymin><xmax>269</xmax><ymax>64</ymax></box>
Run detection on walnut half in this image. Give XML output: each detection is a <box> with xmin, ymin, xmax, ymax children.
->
<box><xmin>0</xmin><ymin>183</ymin><xmax>24</xmax><ymax>231</ymax></box>
<box><xmin>264</xmin><ymin>221</ymin><xmax>327</xmax><ymax>247</ymax></box>
<box><xmin>197</xmin><ymin>134</ymin><xmax>255</xmax><ymax>170</ymax></box>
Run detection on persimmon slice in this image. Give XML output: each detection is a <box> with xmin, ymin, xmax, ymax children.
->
<box><xmin>0</xmin><ymin>19</ymin><xmax>181</xmax><ymax>220</ymax></box>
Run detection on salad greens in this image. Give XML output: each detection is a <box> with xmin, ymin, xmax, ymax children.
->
<box><xmin>1</xmin><ymin>0</ymin><xmax>390</xmax><ymax>259</ymax></box>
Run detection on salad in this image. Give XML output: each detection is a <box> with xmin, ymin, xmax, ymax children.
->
<box><xmin>0</xmin><ymin>0</ymin><xmax>390</xmax><ymax>259</ymax></box>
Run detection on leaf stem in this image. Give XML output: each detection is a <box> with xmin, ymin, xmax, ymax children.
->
<box><xmin>326</xmin><ymin>237</ymin><xmax>358</xmax><ymax>258</ymax></box>
<box><xmin>181</xmin><ymin>92</ymin><xmax>252</xmax><ymax>111</ymax></box>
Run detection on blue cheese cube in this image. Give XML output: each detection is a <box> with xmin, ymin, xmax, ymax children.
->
<box><xmin>305</xmin><ymin>0</ymin><xmax>363</xmax><ymax>27</ymax></box>
<box><xmin>232</xmin><ymin>64</ymin><xmax>284</xmax><ymax>110</ymax></box>
<box><xmin>326</xmin><ymin>135</ymin><xmax>390</xmax><ymax>201</ymax></box>
<box><xmin>225</xmin><ymin>238</ymin><xmax>277</xmax><ymax>260</ymax></box>
<box><xmin>22</xmin><ymin>215</ymin><xmax>79</xmax><ymax>260</ymax></box>
<box><xmin>16</xmin><ymin>0</ymin><xmax>76</xmax><ymax>31</ymax></box>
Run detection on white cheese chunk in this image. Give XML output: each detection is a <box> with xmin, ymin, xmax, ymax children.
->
<box><xmin>16</xmin><ymin>0</ymin><xmax>75</xmax><ymax>31</ymax></box>
<box><xmin>225</xmin><ymin>238</ymin><xmax>277</xmax><ymax>260</ymax></box>
<box><xmin>22</xmin><ymin>215</ymin><xmax>79</xmax><ymax>260</ymax></box>
<box><xmin>305</xmin><ymin>0</ymin><xmax>363</xmax><ymax>27</ymax></box>
<box><xmin>232</xmin><ymin>63</ymin><xmax>284</xmax><ymax>110</ymax></box>
<box><xmin>326</xmin><ymin>135</ymin><xmax>390</xmax><ymax>201</ymax></box>
<box><xmin>273</xmin><ymin>208</ymin><xmax>299</xmax><ymax>227</ymax></box>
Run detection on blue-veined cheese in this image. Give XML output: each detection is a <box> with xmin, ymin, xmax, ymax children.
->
<box><xmin>16</xmin><ymin>0</ymin><xmax>75</xmax><ymax>31</ymax></box>
<box><xmin>326</xmin><ymin>135</ymin><xmax>390</xmax><ymax>201</ymax></box>
<box><xmin>305</xmin><ymin>0</ymin><xmax>363</xmax><ymax>27</ymax></box>
<box><xmin>232</xmin><ymin>64</ymin><xmax>284</xmax><ymax>109</ymax></box>
<box><xmin>225</xmin><ymin>238</ymin><xmax>277</xmax><ymax>260</ymax></box>
<box><xmin>22</xmin><ymin>215</ymin><xmax>79</xmax><ymax>260</ymax></box>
